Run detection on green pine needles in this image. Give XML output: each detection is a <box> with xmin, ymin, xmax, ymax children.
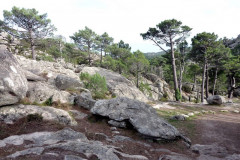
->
<box><xmin>80</xmin><ymin>72</ymin><xmax>108</xmax><ymax>99</ymax></box>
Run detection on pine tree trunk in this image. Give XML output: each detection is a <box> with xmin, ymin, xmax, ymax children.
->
<box><xmin>228</xmin><ymin>73</ymin><xmax>235</xmax><ymax>99</ymax></box>
<box><xmin>205</xmin><ymin>64</ymin><xmax>209</xmax><ymax>98</ymax></box>
<box><xmin>212</xmin><ymin>67</ymin><xmax>218</xmax><ymax>95</ymax></box>
<box><xmin>179</xmin><ymin>60</ymin><xmax>185</xmax><ymax>96</ymax></box>
<box><xmin>201</xmin><ymin>59</ymin><xmax>207</xmax><ymax>102</ymax></box>
<box><xmin>170</xmin><ymin>39</ymin><xmax>179</xmax><ymax>101</ymax></box>
<box><xmin>88</xmin><ymin>45</ymin><xmax>91</xmax><ymax>65</ymax></box>
<box><xmin>192</xmin><ymin>74</ymin><xmax>196</xmax><ymax>91</ymax></box>
<box><xmin>29</xmin><ymin>30</ymin><xmax>36</xmax><ymax>60</ymax></box>
<box><xmin>100</xmin><ymin>48</ymin><xmax>103</xmax><ymax>66</ymax></box>
<box><xmin>136</xmin><ymin>63</ymin><xmax>139</xmax><ymax>88</ymax></box>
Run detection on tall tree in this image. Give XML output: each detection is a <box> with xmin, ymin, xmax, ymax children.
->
<box><xmin>127</xmin><ymin>50</ymin><xmax>149</xmax><ymax>88</ymax></box>
<box><xmin>141</xmin><ymin>19</ymin><xmax>191</xmax><ymax>101</ymax></box>
<box><xmin>70</xmin><ymin>26</ymin><xmax>97</xmax><ymax>65</ymax></box>
<box><xmin>177</xmin><ymin>40</ymin><xmax>189</xmax><ymax>96</ymax></box>
<box><xmin>2</xmin><ymin>6</ymin><xmax>56</xmax><ymax>60</ymax></box>
<box><xmin>190</xmin><ymin>32</ymin><xmax>219</xmax><ymax>102</ymax></box>
<box><xmin>96</xmin><ymin>32</ymin><xmax>113</xmax><ymax>66</ymax></box>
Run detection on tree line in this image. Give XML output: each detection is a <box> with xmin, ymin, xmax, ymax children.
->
<box><xmin>1</xmin><ymin>6</ymin><xmax>240</xmax><ymax>102</ymax></box>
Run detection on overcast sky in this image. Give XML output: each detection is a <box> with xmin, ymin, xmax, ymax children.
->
<box><xmin>0</xmin><ymin>0</ymin><xmax>240</xmax><ymax>52</ymax></box>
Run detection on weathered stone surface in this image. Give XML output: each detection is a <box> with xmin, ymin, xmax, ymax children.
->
<box><xmin>55</xmin><ymin>74</ymin><xmax>83</xmax><ymax>90</ymax></box>
<box><xmin>0</xmin><ymin>128</ymin><xmax>148</xmax><ymax>160</ymax></box>
<box><xmin>64</xmin><ymin>155</ymin><xmax>87</xmax><ymax>160</ymax></box>
<box><xmin>74</xmin><ymin>90</ymin><xmax>96</xmax><ymax>110</ymax></box>
<box><xmin>143</xmin><ymin>73</ymin><xmax>174</xmax><ymax>101</ymax></box>
<box><xmin>69</xmin><ymin>110</ymin><xmax>88</xmax><ymax>120</ymax></box>
<box><xmin>207</xmin><ymin>95</ymin><xmax>226</xmax><ymax>105</ymax></box>
<box><xmin>0</xmin><ymin>49</ymin><xmax>28</xmax><ymax>106</ymax></box>
<box><xmin>191</xmin><ymin>144</ymin><xmax>228</xmax><ymax>157</ymax></box>
<box><xmin>159</xmin><ymin>154</ymin><xmax>193</xmax><ymax>160</ymax></box>
<box><xmin>80</xmin><ymin>67</ymin><xmax>148</xmax><ymax>102</ymax></box>
<box><xmin>0</xmin><ymin>104</ymin><xmax>77</xmax><ymax>125</ymax></box>
<box><xmin>170</xmin><ymin>115</ymin><xmax>186</xmax><ymax>121</ymax></box>
<box><xmin>15</xmin><ymin>55</ymin><xmax>80</xmax><ymax>86</ymax></box>
<box><xmin>7</xmin><ymin>147</ymin><xmax>44</xmax><ymax>158</ymax></box>
<box><xmin>108</xmin><ymin>120</ymin><xmax>127</xmax><ymax>128</ymax></box>
<box><xmin>27</xmin><ymin>81</ymin><xmax>73</xmax><ymax>104</ymax></box>
<box><xmin>91</xmin><ymin>97</ymin><xmax>181</xmax><ymax>140</ymax></box>
<box><xmin>23</xmin><ymin>70</ymin><xmax>46</xmax><ymax>81</ymax></box>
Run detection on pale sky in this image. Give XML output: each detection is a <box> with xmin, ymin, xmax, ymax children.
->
<box><xmin>0</xmin><ymin>0</ymin><xmax>240</xmax><ymax>52</ymax></box>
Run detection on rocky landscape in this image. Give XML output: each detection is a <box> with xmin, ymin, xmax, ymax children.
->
<box><xmin>0</xmin><ymin>48</ymin><xmax>240</xmax><ymax>160</ymax></box>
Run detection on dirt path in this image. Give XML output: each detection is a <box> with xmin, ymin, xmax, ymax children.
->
<box><xmin>195</xmin><ymin>113</ymin><xmax>240</xmax><ymax>154</ymax></box>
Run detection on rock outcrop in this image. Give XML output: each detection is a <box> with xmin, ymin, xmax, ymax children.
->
<box><xmin>80</xmin><ymin>66</ymin><xmax>149</xmax><ymax>102</ymax></box>
<box><xmin>74</xmin><ymin>89</ymin><xmax>96</xmax><ymax>110</ymax></box>
<box><xmin>0</xmin><ymin>104</ymin><xmax>77</xmax><ymax>125</ymax></box>
<box><xmin>27</xmin><ymin>81</ymin><xmax>74</xmax><ymax>104</ymax></box>
<box><xmin>0</xmin><ymin>128</ymin><xmax>148</xmax><ymax>160</ymax></box>
<box><xmin>143</xmin><ymin>73</ymin><xmax>174</xmax><ymax>101</ymax></box>
<box><xmin>207</xmin><ymin>95</ymin><xmax>226</xmax><ymax>105</ymax></box>
<box><xmin>0</xmin><ymin>49</ymin><xmax>28</xmax><ymax>106</ymax></box>
<box><xmin>15</xmin><ymin>55</ymin><xmax>80</xmax><ymax>86</ymax></box>
<box><xmin>91</xmin><ymin>97</ymin><xmax>182</xmax><ymax>141</ymax></box>
<box><xmin>55</xmin><ymin>74</ymin><xmax>83</xmax><ymax>90</ymax></box>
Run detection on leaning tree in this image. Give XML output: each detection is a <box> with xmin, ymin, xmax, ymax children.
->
<box><xmin>141</xmin><ymin>19</ymin><xmax>191</xmax><ymax>101</ymax></box>
<box><xmin>2</xmin><ymin>6</ymin><xmax>56</xmax><ymax>60</ymax></box>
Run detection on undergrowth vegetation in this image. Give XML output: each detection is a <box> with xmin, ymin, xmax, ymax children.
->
<box><xmin>80</xmin><ymin>72</ymin><xmax>108</xmax><ymax>99</ymax></box>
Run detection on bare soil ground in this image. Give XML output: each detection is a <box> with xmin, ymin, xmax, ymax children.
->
<box><xmin>0</xmin><ymin>102</ymin><xmax>239</xmax><ymax>159</ymax></box>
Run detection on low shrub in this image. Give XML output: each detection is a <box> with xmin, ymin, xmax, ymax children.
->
<box><xmin>80</xmin><ymin>72</ymin><xmax>108</xmax><ymax>99</ymax></box>
<box><xmin>27</xmin><ymin>114</ymin><xmax>43</xmax><ymax>122</ymax></box>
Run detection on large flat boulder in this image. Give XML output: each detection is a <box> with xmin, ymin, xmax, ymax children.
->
<box><xmin>0</xmin><ymin>49</ymin><xmax>28</xmax><ymax>106</ymax></box>
<box><xmin>91</xmin><ymin>97</ymin><xmax>181</xmax><ymax>141</ymax></box>
<box><xmin>80</xmin><ymin>67</ymin><xmax>148</xmax><ymax>102</ymax></box>
<box><xmin>0</xmin><ymin>128</ymin><xmax>148</xmax><ymax>160</ymax></box>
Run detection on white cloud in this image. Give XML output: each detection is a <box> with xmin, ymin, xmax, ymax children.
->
<box><xmin>0</xmin><ymin>0</ymin><xmax>240</xmax><ymax>52</ymax></box>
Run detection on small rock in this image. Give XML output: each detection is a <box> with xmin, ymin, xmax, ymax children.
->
<box><xmin>233</xmin><ymin>110</ymin><xmax>239</xmax><ymax>113</ymax></box>
<box><xmin>112</xmin><ymin>131</ymin><xmax>120</xmax><ymax>134</ymax></box>
<box><xmin>159</xmin><ymin>154</ymin><xmax>193</xmax><ymax>160</ymax></box>
<box><xmin>208</xmin><ymin>110</ymin><xmax>216</xmax><ymax>114</ymax></box>
<box><xmin>193</xmin><ymin>111</ymin><xmax>201</xmax><ymax>115</ymax></box>
<box><xmin>220</xmin><ymin>110</ymin><xmax>228</xmax><ymax>112</ymax></box>
<box><xmin>201</xmin><ymin>110</ymin><xmax>207</xmax><ymax>114</ymax></box>
<box><xmin>188</xmin><ymin>113</ymin><xmax>194</xmax><ymax>116</ymax></box>
<box><xmin>207</xmin><ymin>95</ymin><xmax>226</xmax><ymax>105</ymax></box>
<box><xmin>108</xmin><ymin>120</ymin><xmax>127</xmax><ymax>128</ymax></box>
<box><xmin>110</xmin><ymin>127</ymin><xmax>117</xmax><ymax>131</ymax></box>
<box><xmin>170</xmin><ymin>115</ymin><xmax>185</xmax><ymax>121</ymax></box>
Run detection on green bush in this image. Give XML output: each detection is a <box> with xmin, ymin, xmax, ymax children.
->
<box><xmin>80</xmin><ymin>72</ymin><xmax>108</xmax><ymax>99</ymax></box>
<box><xmin>27</xmin><ymin>114</ymin><xmax>43</xmax><ymax>122</ymax></box>
<box><xmin>175</xmin><ymin>89</ymin><xmax>181</xmax><ymax>101</ymax></box>
<box><xmin>139</xmin><ymin>82</ymin><xmax>152</xmax><ymax>97</ymax></box>
<box><xmin>182</xmin><ymin>84</ymin><xmax>192</xmax><ymax>93</ymax></box>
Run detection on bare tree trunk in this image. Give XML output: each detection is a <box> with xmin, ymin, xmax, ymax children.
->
<box><xmin>192</xmin><ymin>74</ymin><xmax>196</xmax><ymax>91</ymax></box>
<box><xmin>197</xmin><ymin>86</ymin><xmax>199</xmax><ymax>103</ymax></box>
<box><xmin>170</xmin><ymin>39</ymin><xmax>179</xmax><ymax>101</ymax></box>
<box><xmin>228</xmin><ymin>73</ymin><xmax>235</xmax><ymax>99</ymax></box>
<box><xmin>205</xmin><ymin>64</ymin><xmax>209</xmax><ymax>98</ymax></box>
<box><xmin>212</xmin><ymin>67</ymin><xmax>218</xmax><ymax>95</ymax></box>
<box><xmin>88</xmin><ymin>45</ymin><xmax>91</xmax><ymax>65</ymax></box>
<box><xmin>179</xmin><ymin>62</ymin><xmax>184</xmax><ymax>96</ymax></box>
<box><xmin>29</xmin><ymin>30</ymin><xmax>36</xmax><ymax>60</ymax></box>
<box><xmin>201</xmin><ymin>59</ymin><xmax>207</xmax><ymax>102</ymax></box>
<box><xmin>100</xmin><ymin>48</ymin><xmax>103</xmax><ymax>66</ymax></box>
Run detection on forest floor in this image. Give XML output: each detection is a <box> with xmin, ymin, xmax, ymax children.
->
<box><xmin>0</xmin><ymin>100</ymin><xmax>239</xmax><ymax>159</ymax></box>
